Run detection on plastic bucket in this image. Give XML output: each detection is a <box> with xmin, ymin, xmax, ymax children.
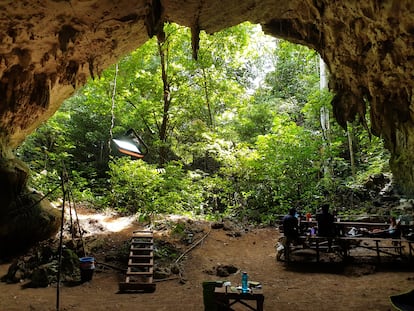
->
<box><xmin>79</xmin><ymin>257</ymin><xmax>95</xmax><ymax>282</ymax></box>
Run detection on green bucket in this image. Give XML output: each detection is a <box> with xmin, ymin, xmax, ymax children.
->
<box><xmin>202</xmin><ymin>281</ymin><xmax>223</xmax><ymax>311</ymax></box>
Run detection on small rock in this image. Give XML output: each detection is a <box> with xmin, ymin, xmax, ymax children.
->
<box><xmin>170</xmin><ymin>263</ymin><xmax>180</xmax><ymax>274</ymax></box>
<box><xmin>211</xmin><ymin>222</ymin><xmax>224</xmax><ymax>229</ymax></box>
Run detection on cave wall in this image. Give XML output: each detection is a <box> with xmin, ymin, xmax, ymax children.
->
<box><xmin>1</xmin><ymin>0</ymin><xmax>414</xmax><ymax>252</ymax></box>
<box><xmin>0</xmin><ymin>0</ymin><xmax>153</xmax><ymax>147</ymax></box>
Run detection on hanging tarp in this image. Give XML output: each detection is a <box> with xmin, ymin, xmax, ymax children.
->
<box><xmin>112</xmin><ymin>129</ymin><xmax>148</xmax><ymax>159</ymax></box>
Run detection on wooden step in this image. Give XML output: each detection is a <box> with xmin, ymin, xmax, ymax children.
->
<box><xmin>130</xmin><ymin>246</ymin><xmax>153</xmax><ymax>251</ymax></box>
<box><xmin>126</xmin><ymin>271</ymin><xmax>154</xmax><ymax>276</ymax></box>
<box><xmin>128</xmin><ymin>257</ymin><xmax>152</xmax><ymax>264</ymax></box>
<box><xmin>130</xmin><ymin>248</ymin><xmax>153</xmax><ymax>253</ymax></box>
<box><xmin>128</xmin><ymin>259</ymin><xmax>153</xmax><ymax>266</ymax></box>
<box><xmin>127</xmin><ymin>266</ymin><xmax>153</xmax><ymax>272</ymax></box>
<box><xmin>131</xmin><ymin>235</ymin><xmax>153</xmax><ymax>240</ymax></box>
<box><xmin>131</xmin><ymin>239</ymin><xmax>153</xmax><ymax>244</ymax></box>
<box><xmin>132</xmin><ymin>242</ymin><xmax>153</xmax><ymax>246</ymax></box>
<box><xmin>119</xmin><ymin>281</ymin><xmax>156</xmax><ymax>293</ymax></box>
<box><xmin>125</xmin><ymin>275</ymin><xmax>153</xmax><ymax>284</ymax></box>
<box><xmin>132</xmin><ymin>231</ymin><xmax>153</xmax><ymax>237</ymax></box>
<box><xmin>129</xmin><ymin>253</ymin><xmax>153</xmax><ymax>258</ymax></box>
<box><xmin>128</xmin><ymin>262</ymin><xmax>154</xmax><ymax>268</ymax></box>
<box><xmin>119</xmin><ymin>276</ymin><xmax>156</xmax><ymax>293</ymax></box>
<box><xmin>133</xmin><ymin>230</ymin><xmax>153</xmax><ymax>234</ymax></box>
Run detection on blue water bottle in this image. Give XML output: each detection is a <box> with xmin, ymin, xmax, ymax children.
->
<box><xmin>241</xmin><ymin>271</ymin><xmax>249</xmax><ymax>293</ymax></box>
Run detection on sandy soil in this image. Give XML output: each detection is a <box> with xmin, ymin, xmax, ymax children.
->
<box><xmin>1</xmin><ymin>219</ymin><xmax>413</xmax><ymax>311</ymax></box>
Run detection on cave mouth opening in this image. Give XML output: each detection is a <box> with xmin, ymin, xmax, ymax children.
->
<box><xmin>10</xmin><ymin>20</ymin><xmax>390</xmax><ymax>257</ymax></box>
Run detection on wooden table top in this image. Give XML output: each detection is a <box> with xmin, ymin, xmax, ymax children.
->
<box><xmin>214</xmin><ymin>286</ymin><xmax>263</xmax><ymax>296</ymax></box>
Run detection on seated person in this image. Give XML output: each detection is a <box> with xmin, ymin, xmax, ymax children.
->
<box><xmin>316</xmin><ymin>204</ymin><xmax>335</xmax><ymax>237</ymax></box>
<box><xmin>370</xmin><ymin>217</ymin><xmax>401</xmax><ymax>238</ymax></box>
<box><xmin>282</xmin><ymin>208</ymin><xmax>299</xmax><ymax>261</ymax></box>
<box><xmin>283</xmin><ymin>208</ymin><xmax>299</xmax><ymax>241</ymax></box>
<box><xmin>316</xmin><ymin>204</ymin><xmax>335</xmax><ymax>252</ymax></box>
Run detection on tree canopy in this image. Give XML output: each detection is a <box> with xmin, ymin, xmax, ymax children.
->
<box><xmin>18</xmin><ymin>22</ymin><xmax>390</xmax><ymax>223</ymax></box>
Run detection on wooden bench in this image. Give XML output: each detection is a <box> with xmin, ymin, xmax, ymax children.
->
<box><xmin>336</xmin><ymin>236</ymin><xmax>413</xmax><ymax>263</ymax></box>
<box><xmin>284</xmin><ymin>235</ymin><xmax>343</xmax><ymax>263</ymax></box>
<box><xmin>283</xmin><ymin>235</ymin><xmax>414</xmax><ymax>264</ymax></box>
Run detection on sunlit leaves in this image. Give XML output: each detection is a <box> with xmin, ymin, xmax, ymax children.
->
<box><xmin>18</xmin><ymin>21</ymin><xmax>390</xmax><ymax>221</ymax></box>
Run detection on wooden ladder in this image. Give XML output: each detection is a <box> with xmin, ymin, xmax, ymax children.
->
<box><xmin>119</xmin><ymin>230</ymin><xmax>156</xmax><ymax>293</ymax></box>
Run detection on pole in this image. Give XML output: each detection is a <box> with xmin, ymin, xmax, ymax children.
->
<box><xmin>56</xmin><ymin>172</ymin><xmax>67</xmax><ymax>311</ymax></box>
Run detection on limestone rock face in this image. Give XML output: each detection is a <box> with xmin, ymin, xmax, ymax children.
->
<box><xmin>0</xmin><ymin>1</ymin><xmax>413</xmax><ymax>150</ymax></box>
<box><xmin>0</xmin><ymin>0</ymin><xmax>414</xmax><ymax>252</ymax></box>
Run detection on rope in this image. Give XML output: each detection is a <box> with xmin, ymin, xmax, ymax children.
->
<box><xmin>174</xmin><ymin>227</ymin><xmax>211</xmax><ymax>264</ymax></box>
<box><xmin>68</xmin><ymin>188</ymin><xmax>86</xmax><ymax>257</ymax></box>
<box><xmin>109</xmin><ymin>63</ymin><xmax>119</xmax><ymax>154</ymax></box>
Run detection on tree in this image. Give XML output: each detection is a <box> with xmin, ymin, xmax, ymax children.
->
<box><xmin>261</xmin><ymin>40</ymin><xmax>319</xmax><ymax>124</ymax></box>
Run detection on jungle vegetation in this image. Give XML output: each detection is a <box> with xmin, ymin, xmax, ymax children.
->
<box><xmin>18</xmin><ymin>22</ymin><xmax>390</xmax><ymax>223</ymax></box>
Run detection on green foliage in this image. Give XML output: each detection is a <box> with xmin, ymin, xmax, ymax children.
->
<box><xmin>347</xmin><ymin>122</ymin><xmax>391</xmax><ymax>185</ymax></box>
<box><xmin>18</xmin><ymin>22</ymin><xmax>390</xmax><ymax>224</ymax></box>
<box><xmin>227</xmin><ymin>116</ymin><xmax>325</xmax><ymax>220</ymax></box>
<box><xmin>108</xmin><ymin>158</ymin><xmax>206</xmax><ymax>216</ymax></box>
<box><xmin>233</xmin><ymin>98</ymin><xmax>278</xmax><ymax>144</ymax></box>
<box><xmin>264</xmin><ymin>40</ymin><xmax>319</xmax><ymax>110</ymax></box>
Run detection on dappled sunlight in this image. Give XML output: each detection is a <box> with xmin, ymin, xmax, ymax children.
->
<box><xmin>65</xmin><ymin>209</ymin><xmax>137</xmax><ymax>235</ymax></box>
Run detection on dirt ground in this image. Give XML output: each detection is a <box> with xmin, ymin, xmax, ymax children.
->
<box><xmin>0</xmin><ymin>214</ymin><xmax>413</xmax><ymax>311</ymax></box>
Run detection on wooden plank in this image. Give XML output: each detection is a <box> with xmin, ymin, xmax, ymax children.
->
<box><xmin>131</xmin><ymin>239</ymin><xmax>153</xmax><ymax>244</ymax></box>
<box><xmin>119</xmin><ymin>282</ymin><xmax>156</xmax><ymax>293</ymax></box>
<box><xmin>128</xmin><ymin>258</ymin><xmax>154</xmax><ymax>266</ymax></box>
<box><xmin>129</xmin><ymin>253</ymin><xmax>153</xmax><ymax>258</ymax></box>
<box><xmin>127</xmin><ymin>266</ymin><xmax>153</xmax><ymax>274</ymax></box>
<box><xmin>128</xmin><ymin>261</ymin><xmax>154</xmax><ymax>267</ymax></box>
<box><xmin>130</xmin><ymin>251</ymin><xmax>153</xmax><ymax>256</ymax></box>
<box><xmin>126</xmin><ymin>271</ymin><xmax>154</xmax><ymax>276</ymax></box>
<box><xmin>132</xmin><ymin>231</ymin><xmax>154</xmax><ymax>238</ymax></box>
<box><xmin>130</xmin><ymin>245</ymin><xmax>154</xmax><ymax>252</ymax></box>
<box><xmin>132</xmin><ymin>235</ymin><xmax>153</xmax><ymax>239</ymax></box>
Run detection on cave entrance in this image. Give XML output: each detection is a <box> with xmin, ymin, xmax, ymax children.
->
<box><xmin>17</xmin><ymin>21</ymin><xmax>388</xmax><ymax>227</ymax></box>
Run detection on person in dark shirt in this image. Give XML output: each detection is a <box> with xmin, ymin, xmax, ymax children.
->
<box><xmin>316</xmin><ymin>204</ymin><xmax>335</xmax><ymax>237</ymax></box>
<box><xmin>283</xmin><ymin>208</ymin><xmax>299</xmax><ymax>240</ymax></box>
<box><xmin>282</xmin><ymin>208</ymin><xmax>299</xmax><ymax>261</ymax></box>
<box><xmin>316</xmin><ymin>204</ymin><xmax>335</xmax><ymax>252</ymax></box>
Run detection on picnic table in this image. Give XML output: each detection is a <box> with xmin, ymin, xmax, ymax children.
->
<box><xmin>280</xmin><ymin>220</ymin><xmax>414</xmax><ymax>264</ymax></box>
<box><xmin>282</xmin><ymin>235</ymin><xmax>414</xmax><ymax>264</ymax></box>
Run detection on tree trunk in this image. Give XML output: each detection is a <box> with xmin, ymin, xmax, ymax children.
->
<box><xmin>346</xmin><ymin>121</ymin><xmax>356</xmax><ymax>178</ymax></box>
<box><xmin>319</xmin><ymin>57</ymin><xmax>332</xmax><ymax>180</ymax></box>
<box><xmin>201</xmin><ymin>68</ymin><xmax>214</xmax><ymax>128</ymax></box>
<box><xmin>158</xmin><ymin>40</ymin><xmax>170</xmax><ymax>165</ymax></box>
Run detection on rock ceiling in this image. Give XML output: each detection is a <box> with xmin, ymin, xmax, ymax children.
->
<box><xmin>1</xmin><ymin>0</ymin><xmax>414</xmax><ymax>191</ymax></box>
